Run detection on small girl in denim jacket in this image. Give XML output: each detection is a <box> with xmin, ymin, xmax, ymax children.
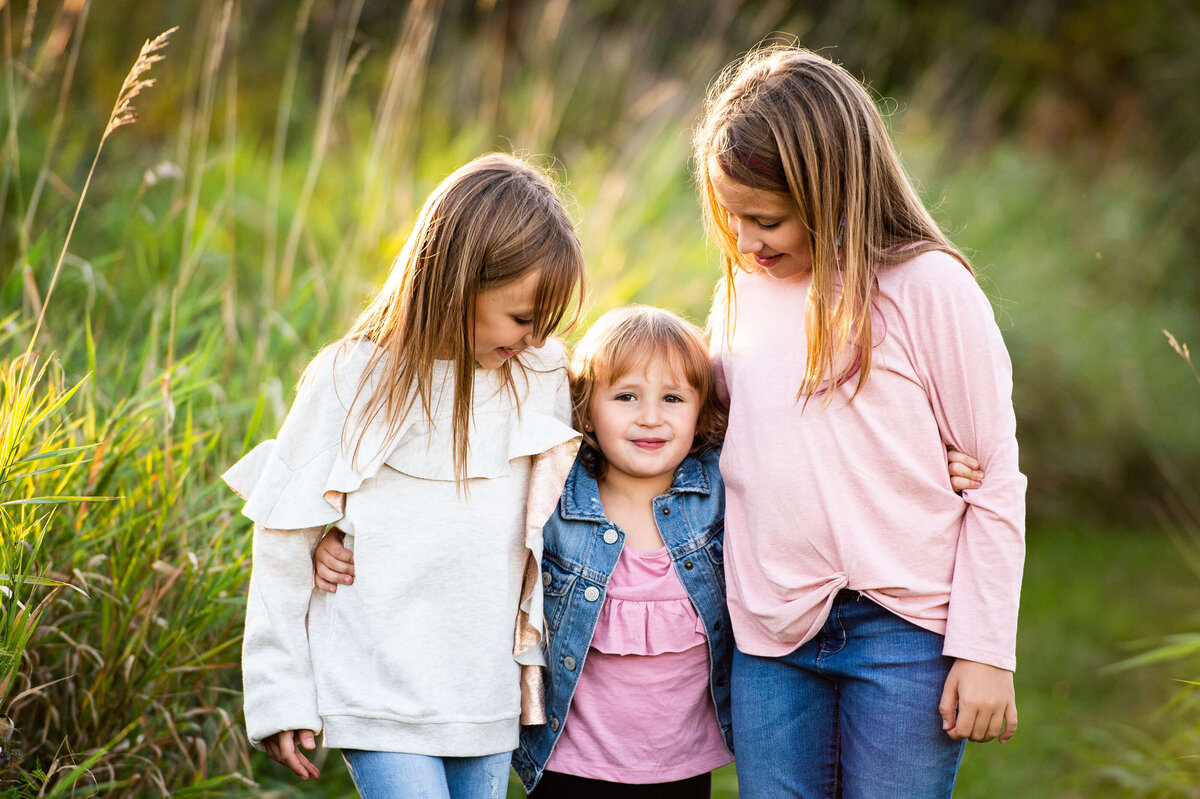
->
<box><xmin>518</xmin><ymin>305</ymin><xmax>734</xmax><ymax>797</ymax></box>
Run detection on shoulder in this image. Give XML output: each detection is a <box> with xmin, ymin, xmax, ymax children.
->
<box><xmin>879</xmin><ymin>248</ymin><xmax>975</xmax><ymax>291</ymax></box>
<box><xmin>515</xmin><ymin>339</ymin><xmax>572</xmax><ymax>414</ymax></box>
<box><xmin>697</xmin><ymin>445</ymin><xmax>722</xmax><ymax>474</ymax></box>
<box><xmin>300</xmin><ymin>337</ymin><xmax>384</xmax><ymax>408</ymax></box>
<box><xmin>675</xmin><ymin>447</ymin><xmax>724</xmax><ymax>494</ymax></box>
<box><xmin>877</xmin><ymin>248</ymin><xmax>989</xmax><ymax>313</ymax></box>
<box><xmin>518</xmin><ymin>338</ymin><xmax>569</xmax><ymax>372</ymax></box>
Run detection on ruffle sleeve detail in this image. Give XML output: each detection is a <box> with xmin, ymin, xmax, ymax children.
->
<box><xmin>222</xmin><ymin>339</ymin><xmax>389</xmax><ymax>530</ymax></box>
<box><xmin>514</xmin><ymin>438</ymin><xmax>580</xmax><ymax>725</ymax></box>
<box><xmin>383</xmin><ymin>407</ymin><xmax>579</xmax><ymax>481</ymax></box>
<box><xmin>222</xmin><ymin>440</ymin><xmax>344</xmax><ymax>529</ymax></box>
<box><xmin>589</xmin><ymin>596</ymin><xmax>709</xmax><ymax>656</ymax></box>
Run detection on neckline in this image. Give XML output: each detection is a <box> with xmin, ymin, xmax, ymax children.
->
<box><xmin>622</xmin><ymin>544</ymin><xmax>669</xmax><ymax>558</ymax></box>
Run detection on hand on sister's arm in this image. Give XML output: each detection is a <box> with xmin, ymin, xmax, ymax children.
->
<box><xmin>939</xmin><ymin>658</ymin><xmax>1018</xmax><ymax>743</ymax></box>
<box><xmin>313</xmin><ymin>529</ymin><xmax>354</xmax><ymax>592</ymax></box>
<box><xmin>947</xmin><ymin>448</ymin><xmax>984</xmax><ymax>493</ymax></box>
<box><xmin>307</xmin><ymin>454</ymin><xmax>986</xmax><ymax>593</ymax></box>
<box><xmin>264</xmin><ymin>728</ymin><xmax>321</xmax><ymax>779</ymax></box>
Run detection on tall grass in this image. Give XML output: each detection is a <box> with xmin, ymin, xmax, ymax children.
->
<box><xmin>1</xmin><ymin>15</ymin><xmax>254</xmax><ymax>796</ymax></box>
<box><xmin>0</xmin><ymin>0</ymin><xmax>1197</xmax><ymax>796</ymax></box>
<box><xmin>1080</xmin><ymin>334</ymin><xmax>1200</xmax><ymax>798</ymax></box>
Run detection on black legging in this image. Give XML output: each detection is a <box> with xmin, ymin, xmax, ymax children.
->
<box><xmin>529</xmin><ymin>770</ymin><xmax>711</xmax><ymax>799</ymax></box>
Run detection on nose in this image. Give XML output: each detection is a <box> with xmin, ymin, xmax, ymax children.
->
<box><xmin>524</xmin><ymin>329</ymin><xmax>547</xmax><ymax>349</ymax></box>
<box><xmin>734</xmin><ymin>220</ymin><xmax>760</xmax><ymax>255</ymax></box>
<box><xmin>638</xmin><ymin>401</ymin><xmax>663</xmax><ymax>427</ymax></box>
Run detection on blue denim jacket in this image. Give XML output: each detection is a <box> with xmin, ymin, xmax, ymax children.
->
<box><xmin>513</xmin><ymin>446</ymin><xmax>733</xmax><ymax>791</ymax></box>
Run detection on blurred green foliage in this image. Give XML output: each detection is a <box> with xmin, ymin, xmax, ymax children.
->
<box><xmin>1</xmin><ymin>0</ymin><xmax>1198</xmax><ymax>795</ymax></box>
<box><xmin>5</xmin><ymin>0</ymin><xmax>1198</xmax><ymax>522</ymax></box>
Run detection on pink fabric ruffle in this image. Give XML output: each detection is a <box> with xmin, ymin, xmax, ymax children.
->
<box><xmin>589</xmin><ymin>546</ymin><xmax>707</xmax><ymax>656</ymax></box>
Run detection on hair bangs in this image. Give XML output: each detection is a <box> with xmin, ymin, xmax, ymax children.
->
<box><xmin>529</xmin><ymin>237</ymin><xmax>586</xmax><ymax>342</ymax></box>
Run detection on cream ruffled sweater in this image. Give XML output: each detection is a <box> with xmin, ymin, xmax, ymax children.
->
<box><xmin>224</xmin><ymin>338</ymin><xmax>578</xmax><ymax>756</ymax></box>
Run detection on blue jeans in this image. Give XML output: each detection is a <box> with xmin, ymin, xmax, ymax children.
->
<box><xmin>342</xmin><ymin>749</ymin><xmax>512</xmax><ymax>799</ymax></box>
<box><xmin>731</xmin><ymin>591</ymin><xmax>965</xmax><ymax>798</ymax></box>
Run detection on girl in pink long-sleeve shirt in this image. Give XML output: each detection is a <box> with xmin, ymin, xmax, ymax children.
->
<box><xmin>693</xmin><ymin>45</ymin><xmax>1026</xmax><ymax>798</ymax></box>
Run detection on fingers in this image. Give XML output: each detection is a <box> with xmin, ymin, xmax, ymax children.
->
<box><xmin>313</xmin><ymin>553</ymin><xmax>352</xmax><ymax>591</ymax></box>
<box><xmin>942</xmin><ymin>660</ymin><xmax>1019</xmax><ymax>743</ymax></box>
<box><xmin>313</xmin><ymin>529</ymin><xmax>355</xmax><ymax>593</ymax></box>
<box><xmin>947</xmin><ymin>447</ymin><xmax>984</xmax><ymax>492</ymax></box>
<box><xmin>949</xmin><ymin>473</ymin><xmax>982</xmax><ymax>492</ymax></box>
<box><xmin>945</xmin><ymin>708</ymin><xmax>973</xmax><ymax>742</ymax></box>
<box><xmin>999</xmin><ymin>704</ymin><xmax>1019</xmax><ymax>744</ymax></box>
<box><xmin>329</xmin><ymin>529</ymin><xmax>352</xmax><ymax>561</ymax></box>
<box><xmin>265</xmin><ymin>730</ymin><xmax>321</xmax><ymax>780</ymax></box>
<box><xmin>946</xmin><ymin>448</ymin><xmax>980</xmax><ymax>470</ymax></box>
<box><xmin>971</xmin><ymin>707</ymin><xmax>999</xmax><ymax>742</ymax></box>
<box><xmin>938</xmin><ymin>676</ymin><xmax>959</xmax><ymax>736</ymax></box>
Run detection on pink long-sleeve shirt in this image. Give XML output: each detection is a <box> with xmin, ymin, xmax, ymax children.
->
<box><xmin>711</xmin><ymin>250</ymin><xmax>1026</xmax><ymax>671</ymax></box>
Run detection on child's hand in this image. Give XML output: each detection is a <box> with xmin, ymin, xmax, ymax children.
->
<box><xmin>264</xmin><ymin>728</ymin><xmax>321</xmax><ymax>779</ymax></box>
<box><xmin>939</xmin><ymin>658</ymin><xmax>1018</xmax><ymax>743</ymax></box>
<box><xmin>947</xmin><ymin>448</ymin><xmax>984</xmax><ymax>492</ymax></box>
<box><xmin>313</xmin><ymin>529</ymin><xmax>355</xmax><ymax>593</ymax></box>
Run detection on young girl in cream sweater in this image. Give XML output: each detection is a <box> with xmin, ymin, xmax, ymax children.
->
<box><xmin>225</xmin><ymin>153</ymin><xmax>586</xmax><ymax>799</ymax></box>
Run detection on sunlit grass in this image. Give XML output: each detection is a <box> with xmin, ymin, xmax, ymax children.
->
<box><xmin>1</xmin><ymin>0</ymin><xmax>1197</xmax><ymax>796</ymax></box>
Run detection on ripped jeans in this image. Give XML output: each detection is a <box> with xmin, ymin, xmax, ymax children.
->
<box><xmin>342</xmin><ymin>749</ymin><xmax>512</xmax><ymax>799</ymax></box>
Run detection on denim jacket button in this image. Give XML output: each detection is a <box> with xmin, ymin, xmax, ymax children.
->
<box><xmin>541</xmin><ymin>570</ymin><xmax>552</xmax><ymax>587</ymax></box>
<box><xmin>602</xmin><ymin>529</ymin><xmax>619</xmax><ymax>544</ymax></box>
<box><xmin>550</xmin><ymin>717</ymin><xmax>560</xmax><ymax>731</ymax></box>
<box><xmin>661</xmin><ymin>507</ymin><xmax>671</xmax><ymax>516</ymax></box>
<box><xmin>683</xmin><ymin>560</ymin><xmax>694</xmax><ymax>570</ymax></box>
<box><xmin>584</xmin><ymin>586</ymin><xmax>600</xmax><ymax>602</ymax></box>
<box><xmin>564</xmin><ymin>656</ymin><xmax>577</xmax><ymax>671</ymax></box>
<box><xmin>522</xmin><ymin>767</ymin><xmax>532</xmax><ymax>782</ymax></box>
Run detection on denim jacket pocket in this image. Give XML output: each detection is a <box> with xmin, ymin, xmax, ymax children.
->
<box><xmin>704</xmin><ymin>521</ymin><xmax>725</xmax><ymax>564</ymax></box>
<box><xmin>540</xmin><ymin>553</ymin><xmax>575</xmax><ymax>633</ymax></box>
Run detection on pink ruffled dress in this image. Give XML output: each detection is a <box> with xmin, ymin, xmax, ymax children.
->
<box><xmin>544</xmin><ymin>545</ymin><xmax>733</xmax><ymax>783</ymax></box>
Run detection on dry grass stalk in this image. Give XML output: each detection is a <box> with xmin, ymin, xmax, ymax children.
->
<box><xmin>22</xmin><ymin>26</ymin><xmax>176</xmax><ymax>371</ymax></box>
<box><xmin>103</xmin><ymin>27</ymin><xmax>177</xmax><ymax>141</ymax></box>
<box><xmin>277</xmin><ymin>0</ymin><xmax>367</xmax><ymax>299</ymax></box>
<box><xmin>1163</xmin><ymin>329</ymin><xmax>1198</xmax><ymax>386</ymax></box>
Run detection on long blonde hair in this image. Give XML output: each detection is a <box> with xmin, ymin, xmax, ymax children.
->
<box><xmin>317</xmin><ymin>153</ymin><xmax>585</xmax><ymax>484</ymax></box>
<box><xmin>694</xmin><ymin>45</ymin><xmax>970</xmax><ymax>401</ymax></box>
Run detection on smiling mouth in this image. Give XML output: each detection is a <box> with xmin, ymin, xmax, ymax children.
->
<box><xmin>632</xmin><ymin>438</ymin><xmax>667</xmax><ymax>450</ymax></box>
<box><xmin>754</xmin><ymin>253</ymin><xmax>783</xmax><ymax>267</ymax></box>
<box><xmin>497</xmin><ymin>346</ymin><xmax>523</xmax><ymax>359</ymax></box>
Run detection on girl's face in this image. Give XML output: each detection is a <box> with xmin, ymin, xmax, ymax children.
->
<box><xmin>709</xmin><ymin>160</ymin><xmax>811</xmax><ymax>280</ymax></box>
<box><xmin>473</xmin><ymin>269</ymin><xmax>546</xmax><ymax>369</ymax></box>
<box><xmin>589</xmin><ymin>360</ymin><xmax>700</xmax><ymax>491</ymax></box>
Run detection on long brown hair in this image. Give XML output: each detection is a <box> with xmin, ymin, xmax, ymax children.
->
<box><xmin>312</xmin><ymin>153</ymin><xmax>586</xmax><ymax>484</ymax></box>
<box><xmin>694</xmin><ymin>44</ymin><xmax>970</xmax><ymax>401</ymax></box>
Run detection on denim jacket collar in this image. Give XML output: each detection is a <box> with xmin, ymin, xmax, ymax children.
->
<box><xmin>558</xmin><ymin>447</ymin><xmax>715</xmax><ymax>522</ymax></box>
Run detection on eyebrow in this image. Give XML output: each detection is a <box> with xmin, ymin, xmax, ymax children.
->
<box><xmin>609</xmin><ymin>377</ymin><xmax>697</xmax><ymax>393</ymax></box>
<box><xmin>722</xmin><ymin>202</ymin><xmax>788</xmax><ymax>218</ymax></box>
